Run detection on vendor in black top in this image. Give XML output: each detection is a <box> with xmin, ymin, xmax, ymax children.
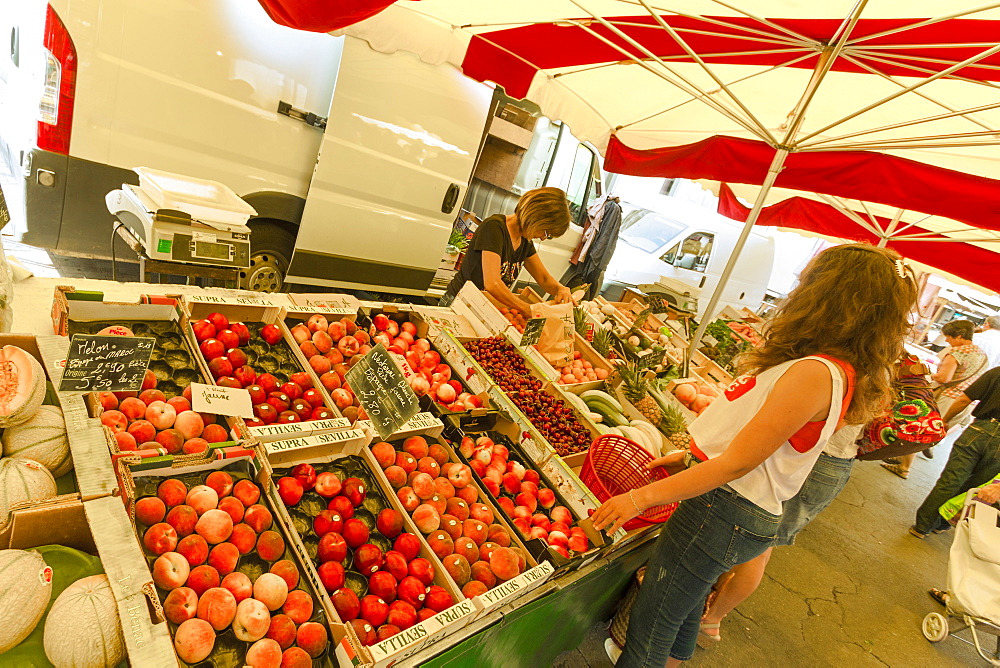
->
<box><xmin>440</xmin><ymin>187</ymin><xmax>574</xmax><ymax>315</ymax></box>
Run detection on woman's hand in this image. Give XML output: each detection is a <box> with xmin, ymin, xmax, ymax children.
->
<box><xmin>553</xmin><ymin>285</ymin><xmax>574</xmax><ymax>305</ymax></box>
<box><xmin>592</xmin><ymin>490</ymin><xmax>645</xmax><ymax>534</ymax></box>
<box><xmin>976</xmin><ymin>483</ymin><xmax>1000</xmax><ymax>504</ymax></box>
<box><xmin>647</xmin><ymin>450</ymin><xmax>687</xmax><ymax>475</ymax></box>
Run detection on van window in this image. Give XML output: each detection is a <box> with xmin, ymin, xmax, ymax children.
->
<box><xmin>663</xmin><ymin>232</ymin><xmax>714</xmax><ymax>272</ymax></box>
<box><xmin>564</xmin><ymin>143</ymin><xmax>595</xmax><ymax>223</ymax></box>
<box><xmin>619</xmin><ymin>210</ymin><xmax>687</xmax><ymax>254</ymax></box>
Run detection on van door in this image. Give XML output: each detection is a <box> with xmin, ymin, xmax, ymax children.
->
<box><xmin>287</xmin><ymin>37</ymin><xmax>493</xmax><ymax>295</ymax></box>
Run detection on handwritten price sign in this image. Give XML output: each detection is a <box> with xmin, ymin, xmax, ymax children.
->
<box><xmin>346</xmin><ymin>344</ymin><xmax>420</xmax><ymax>440</ymax></box>
<box><xmin>59</xmin><ymin>335</ymin><xmax>155</xmax><ymax>393</ymax></box>
<box><xmin>190</xmin><ymin>382</ymin><xmax>254</xmax><ymax>418</ymax></box>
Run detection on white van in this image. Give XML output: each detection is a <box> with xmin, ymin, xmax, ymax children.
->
<box><xmin>0</xmin><ymin>0</ymin><xmax>604</xmax><ymax>297</ymax></box>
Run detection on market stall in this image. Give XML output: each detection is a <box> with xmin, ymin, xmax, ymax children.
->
<box><xmin>0</xmin><ymin>270</ymin><xmax>738</xmax><ymax>666</ymax></box>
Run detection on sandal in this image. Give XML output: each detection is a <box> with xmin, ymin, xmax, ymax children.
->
<box><xmin>882</xmin><ymin>462</ymin><xmax>909</xmax><ymax>479</ymax></box>
<box><xmin>928</xmin><ymin>588</ymin><xmax>949</xmax><ymax>606</ymax></box>
<box><xmin>883</xmin><ymin>457</ymin><xmax>901</xmax><ymax>465</ymax></box>
<box><xmin>697</xmin><ymin>622</ymin><xmax>722</xmax><ymax>648</ymax></box>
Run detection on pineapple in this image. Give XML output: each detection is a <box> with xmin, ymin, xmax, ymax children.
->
<box><xmin>592</xmin><ymin>326</ymin><xmax>614</xmax><ymax>358</ymax></box>
<box><xmin>620</xmin><ymin>363</ymin><xmax>662</xmax><ymax>424</ymax></box>
<box><xmin>574</xmin><ymin>306</ymin><xmax>589</xmax><ymax>338</ymax></box>
<box><xmin>660</xmin><ymin>405</ymin><xmax>691</xmax><ymax>450</ymax></box>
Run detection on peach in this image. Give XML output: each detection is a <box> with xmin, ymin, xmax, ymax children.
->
<box><xmin>317</xmin><ymin>532</ymin><xmax>348</xmax><ymax>563</ymax></box>
<box><xmin>411</xmin><ymin>473</ymin><xmax>437</xmax><ymax>501</ymax></box>
<box><xmin>453</xmin><ymin>537</ymin><xmax>479</xmax><ymax>564</ymax></box>
<box><xmin>463</xmin><ymin>519</ymin><xmax>489</xmax><ymax>546</ymax></box>
<box><xmin>157</xmin><ymin>479</ymin><xmax>188</xmax><ymax>507</ymax></box>
<box><xmin>281</xmin><ymin>646</ymin><xmax>313</xmax><ymax>667</ymax></box>
<box><xmin>200</xmin><ymin>471</ymin><xmax>233</xmax><ymax>498</ymax></box>
<box><xmin>342</xmin><ymin>519</ymin><xmax>370</xmax><ymax>549</ymax></box>
<box><xmin>393</xmin><ymin>533</ymin><xmax>421</xmax><ymax>562</ymax></box>
<box><xmin>396</xmin><ymin>576</ymin><xmax>428</xmax><ymax>609</ymax></box>
<box><xmin>221</xmin><ymin>571</ymin><xmax>253</xmax><ymax>602</ymax></box>
<box><xmin>568</xmin><ymin>534</ymin><xmax>589</xmax><ymax>553</ymax></box>
<box><xmin>174</xmin><ymin>411</ymin><xmax>205</xmax><ymax>440</ymax></box>
<box><xmin>174</xmin><ymin>618</ymin><xmax>216</xmax><ymax>663</ymax></box>
<box><xmin>153</xmin><ymin>551</ymin><xmax>190</xmax><ymax>591</ymax></box>
<box><xmin>480</xmin><ymin>542</ymin><xmax>502</xmax><ymax>563</ymax></box>
<box><xmin>233</xmin><ymin>479</ymin><xmax>261</xmax><ymax>506</ymax></box>
<box><xmin>112</xmin><ymin>431</ymin><xmax>137</xmax><ymax>451</ymax></box>
<box><xmin>100</xmin><ymin>410</ymin><xmax>128</xmax><ymax>433</ymax></box>
<box><xmin>203</xmin><ymin>423</ymin><xmax>229</xmax><ymax>443</ymax></box>
<box><xmin>469</xmin><ymin>503</ymin><xmax>494</xmax><ymax>525</ymax></box>
<box><xmin>387</xmin><ymin>600</ymin><xmax>418</xmax><ymax>631</ymax></box>
<box><xmin>396</xmin><ymin>487</ymin><xmax>419</xmax><ymax>513</ymax></box>
<box><xmin>230</xmin><ymin>523</ymin><xmax>257</xmax><ymax>554</ymax></box>
<box><xmin>457</xmin><ymin>483</ymin><xmax>478</xmax><ymax>505</ymax></box>
<box><xmin>163</xmin><ymin>586</ymin><xmax>199</xmax><ymax>624</ymax></box>
<box><xmin>143</xmin><ymin>522</ymin><xmax>178</xmax><ymax>555</ymax></box>
<box><xmin>318</xmin><ymin>561</ymin><xmax>346</xmax><ymax>592</ymax></box>
<box><xmin>489</xmin><ymin>546</ymin><xmax>520</xmax><ymax>580</ymax></box>
<box><xmin>370</xmin><ymin>441</ymin><xmax>396</xmax><ymax>469</ymax></box>
<box><xmin>402</xmin><ymin>436</ymin><xmax>429</xmax><ymax>459</ymax></box>
<box><xmin>470</xmin><ymin>560</ymin><xmax>497</xmax><ymax>588</ymax></box>
<box><xmin>421</xmin><ymin>527</ymin><xmax>454</xmax><ymax>564</ymax></box>
<box><xmin>269</xmin><ymin>560</ymin><xmax>299</xmax><ymax>590</ymax></box>
<box><xmin>395</xmin><ymin>451</ymin><xmax>417</xmax><ymax>474</ymax></box>
<box><xmin>135</xmin><ymin>496</ymin><xmax>166</xmax><ymax>526</ymax></box>
<box><xmin>497</xmin><ymin>497</ymin><xmax>516</xmax><ymax>517</ymax></box>
<box><xmin>244</xmin><ymin>504</ymin><xmax>273</xmax><ymax>532</ymax></box>
<box><xmin>232</xmin><ymin>597</ymin><xmax>271</xmax><ymax>642</ymax></box>
<box><xmin>297</xmin><ymin>621</ymin><xmax>328</xmax><ymax>658</ymax></box>
<box><xmin>515</xmin><ymin>492</ymin><xmax>538</xmax><ymax>514</ymax></box>
<box><xmin>309</xmin><ymin>355</ymin><xmax>331</xmax><ymax>375</ymax></box>
<box><xmin>186</xmin><ymin>485</ymin><xmax>220</xmax><ymax>516</ymax></box>
<box><xmin>433</xmin><ymin>477</ymin><xmax>455</xmax><ymax>500</ymax></box>
<box><xmin>177</xmin><ymin>534</ymin><xmax>209</xmax><ymax>566</ymax></box>
<box><xmin>442</xmin><ymin>553</ymin><xmax>471</xmax><ymax>586</ymax></box>
<box><xmin>195</xmin><ymin>509</ymin><xmax>234</xmax><ymax>544</ymax></box>
<box><xmin>197</xmin><ymin>587</ymin><xmax>238</xmax><ymax>631</ymax></box>
<box><xmin>267</xmin><ymin>613</ymin><xmax>298</xmax><ymax>650</ymax></box>
<box><xmin>462</xmin><ymin>580</ymin><xmax>488</xmax><ymax>599</ymax></box>
<box><xmin>537</xmin><ymin>487</ymin><xmax>556</xmax><ymax>509</ymax></box>
<box><xmin>155</xmin><ymin>428</ymin><xmax>185</xmax><ymax>454</ymax></box>
<box><xmin>440</xmin><ymin>515</ymin><xmax>463</xmax><ymax>541</ymax></box>
<box><xmin>208</xmin><ymin>542</ymin><xmax>239</xmax><ymax>575</ymax></box>
<box><xmin>416</xmin><ymin>457</ymin><xmax>440</xmax><ymax>479</ymax></box>
<box><xmin>375</xmin><ymin>623</ymin><xmax>400</xmax><ymax>642</ymax></box>
<box><xmin>253</xmin><ymin>572</ymin><xmax>289</xmax><ymax>611</ymax></box>
<box><xmin>96</xmin><ymin>391</ymin><xmax>119</xmax><ymax>412</ymax></box>
<box><xmin>182</xmin><ymin>436</ymin><xmax>209</xmax><ymax>454</ymax></box>
<box><xmin>481</xmin><ymin>479</ymin><xmax>500</xmax><ymax>498</ymax></box>
<box><xmin>447</xmin><ymin>464</ymin><xmax>472</xmax><ymax>489</ymax></box>
<box><xmin>425</xmin><ymin>585</ymin><xmax>454</xmax><ymax>613</ymax></box>
<box><xmin>247</xmin><ymin>638</ymin><xmax>283</xmax><ymax>666</ymax></box>
<box><xmin>127</xmin><ymin>419</ymin><xmax>156</xmax><ymax>445</ymax></box>
<box><xmin>330</xmin><ymin>388</ymin><xmax>352</xmax><ymax>410</ymax></box>
<box><xmin>349</xmin><ymin>620</ymin><xmax>376</xmax><ymax>649</ymax></box>
<box><xmin>446</xmin><ymin>497</ymin><xmax>470</xmax><ymax>521</ymax></box>
<box><xmin>529</xmin><ymin>526</ymin><xmax>548</xmax><ymax>541</ymax></box>
<box><xmin>548</xmin><ymin>530</ymin><xmax>569</xmax><ymax>549</ymax></box>
<box><xmin>257</xmin><ymin>530</ymin><xmax>286</xmax><ymax>562</ymax></box>
<box><xmin>282</xmin><ymin>589</ymin><xmax>313</xmax><ymax>625</ymax></box>
<box><xmin>428</xmin><ymin>443</ymin><xmax>449</xmax><ymax>466</ymax></box>
<box><xmin>488</xmin><ymin>524</ymin><xmax>511</xmax><ymax>547</ymax></box>
<box><xmin>165</xmin><ymin>504</ymin><xmax>199</xmax><ymax>537</ymax></box>
<box><xmin>167</xmin><ymin>396</ymin><xmax>191</xmax><ymax>413</ymax></box>
<box><xmin>412</xmin><ymin>504</ymin><xmax>441</xmax><ymax>534</ymax></box>
<box><xmin>550</xmin><ymin>506</ymin><xmax>573</xmax><ymax>526</ymax></box>
<box><xmin>384</xmin><ymin>466</ymin><xmax>407</xmax><ymax>489</ymax></box>
<box><xmin>217</xmin><ymin>496</ymin><xmax>245</xmax><ymax>524</ymax></box>
<box><xmin>188</xmin><ymin>565</ymin><xmax>221</xmax><ymax>596</ymax></box>
<box><xmin>145</xmin><ymin>400</ymin><xmax>177</xmax><ymax>429</ymax></box>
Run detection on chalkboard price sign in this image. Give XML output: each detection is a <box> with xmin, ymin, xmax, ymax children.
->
<box><xmin>632</xmin><ymin>307</ymin><xmax>653</xmax><ymax>332</ymax></box>
<box><xmin>345</xmin><ymin>343</ymin><xmax>420</xmax><ymax>440</ymax></box>
<box><xmin>519</xmin><ymin>318</ymin><xmax>546</xmax><ymax>347</ymax></box>
<box><xmin>59</xmin><ymin>334</ymin><xmax>156</xmax><ymax>393</ymax></box>
<box><xmin>638</xmin><ymin>347</ymin><xmax>667</xmax><ymax>371</ymax></box>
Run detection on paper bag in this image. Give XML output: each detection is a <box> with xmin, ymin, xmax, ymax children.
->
<box><xmin>529</xmin><ymin>302</ymin><xmax>575</xmax><ymax>368</ymax></box>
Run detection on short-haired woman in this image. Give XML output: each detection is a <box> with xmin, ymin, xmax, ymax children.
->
<box><xmin>884</xmin><ymin>319</ymin><xmax>988</xmax><ymax>478</ymax></box>
<box><xmin>439</xmin><ymin>188</ymin><xmax>574</xmax><ymax>314</ymax></box>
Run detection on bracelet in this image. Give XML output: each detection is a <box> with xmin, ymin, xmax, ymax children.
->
<box><xmin>629</xmin><ymin>489</ymin><xmax>642</xmax><ymax>514</ymax></box>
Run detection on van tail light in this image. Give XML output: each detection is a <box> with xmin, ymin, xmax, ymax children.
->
<box><xmin>37</xmin><ymin>3</ymin><xmax>77</xmax><ymax>155</ymax></box>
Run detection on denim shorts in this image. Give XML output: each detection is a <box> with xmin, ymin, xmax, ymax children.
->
<box><xmin>774</xmin><ymin>453</ymin><xmax>854</xmax><ymax>546</ymax></box>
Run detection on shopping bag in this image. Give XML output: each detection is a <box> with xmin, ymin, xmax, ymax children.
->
<box><xmin>528</xmin><ymin>301</ymin><xmax>575</xmax><ymax>368</ymax></box>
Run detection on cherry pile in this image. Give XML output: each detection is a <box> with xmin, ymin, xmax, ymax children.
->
<box><xmin>464</xmin><ymin>337</ymin><xmax>592</xmax><ymax>455</ymax></box>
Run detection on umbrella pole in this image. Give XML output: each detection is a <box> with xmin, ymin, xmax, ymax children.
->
<box><xmin>689</xmin><ymin>148</ymin><xmax>789</xmax><ymax>358</ymax></box>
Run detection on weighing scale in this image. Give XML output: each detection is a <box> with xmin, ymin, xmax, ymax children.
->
<box><xmin>105</xmin><ymin>168</ymin><xmax>254</xmax><ymax>270</ymax></box>
<box><xmin>637</xmin><ymin>277</ymin><xmax>699</xmax><ymax>315</ymax></box>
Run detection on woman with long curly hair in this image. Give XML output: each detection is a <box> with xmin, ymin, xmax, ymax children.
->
<box><xmin>593</xmin><ymin>243</ymin><xmax>918</xmax><ymax>667</ymax></box>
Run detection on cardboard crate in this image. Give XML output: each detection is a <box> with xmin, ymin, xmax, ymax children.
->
<box><xmin>259</xmin><ymin>430</ymin><xmax>476</xmax><ymax>667</ymax></box>
<box><xmin>488</xmin><ymin>116</ymin><xmax>534</xmax><ymax>149</ymax></box>
<box><xmin>474</xmin><ymin>139</ymin><xmax>523</xmax><ymax>191</ymax></box>
<box><xmin>0</xmin><ymin>494</ymin><xmax>177</xmax><ymax>665</ymax></box>
<box><xmin>534</xmin><ymin>332</ymin><xmax>614</xmax><ymax>392</ymax></box>
<box><xmin>115</xmin><ymin>452</ymin><xmax>359</xmax><ymax>666</ymax></box>
<box><xmin>451</xmin><ymin>282</ymin><xmax>517</xmax><ymax>337</ymax></box>
<box><xmin>286</xmin><ymin>292</ymin><xmax>363</xmax><ymax>315</ymax></box>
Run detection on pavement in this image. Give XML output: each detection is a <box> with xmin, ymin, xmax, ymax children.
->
<box><xmin>553</xmin><ymin>429</ymin><xmax>991</xmax><ymax>667</ymax></box>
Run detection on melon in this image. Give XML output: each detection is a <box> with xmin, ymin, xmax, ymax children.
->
<box><xmin>0</xmin><ymin>458</ymin><xmax>58</xmax><ymax>526</ymax></box>
<box><xmin>0</xmin><ymin>346</ymin><xmax>46</xmax><ymax>428</ymax></box>
<box><xmin>3</xmin><ymin>405</ymin><xmax>72</xmax><ymax>477</ymax></box>
<box><xmin>44</xmin><ymin>574</ymin><xmax>126</xmax><ymax>668</ymax></box>
<box><xmin>0</xmin><ymin>549</ymin><xmax>52</xmax><ymax>652</ymax></box>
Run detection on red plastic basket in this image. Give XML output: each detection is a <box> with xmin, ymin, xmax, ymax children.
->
<box><xmin>581</xmin><ymin>434</ymin><xmax>678</xmax><ymax>530</ymax></box>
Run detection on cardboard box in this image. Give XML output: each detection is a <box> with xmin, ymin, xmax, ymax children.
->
<box><xmin>533</xmin><ymin>332</ymin><xmax>614</xmax><ymax>392</ymax></box>
<box><xmin>497</xmin><ymin>104</ymin><xmax>537</xmax><ymax>131</ymax></box>
<box><xmin>474</xmin><ymin>139</ymin><xmax>524</xmax><ymax>191</ymax></box>
<box><xmin>0</xmin><ymin>494</ymin><xmax>177</xmax><ymax>665</ymax></box>
<box><xmin>286</xmin><ymin>292</ymin><xmax>363</xmax><ymax>315</ymax></box>
<box><xmin>452</xmin><ymin>282</ymin><xmax>516</xmax><ymax>337</ymax></box>
<box><xmin>260</xmin><ymin>432</ymin><xmax>474</xmax><ymax>667</ymax></box>
<box><xmin>488</xmin><ymin>116</ymin><xmax>533</xmax><ymax>149</ymax></box>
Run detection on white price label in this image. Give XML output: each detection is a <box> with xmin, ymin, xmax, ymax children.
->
<box><xmin>190</xmin><ymin>382</ymin><xmax>254</xmax><ymax>418</ymax></box>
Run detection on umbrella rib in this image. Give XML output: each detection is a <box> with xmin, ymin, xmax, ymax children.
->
<box><xmin>695</xmin><ymin>0</ymin><xmax>816</xmax><ymax>44</ymax></box>
<box><xmin>895</xmin><ymin>227</ymin><xmax>989</xmax><ymax>239</ymax></box>
<box><xmin>615</xmin><ymin>51</ymin><xmax>818</xmax><ymax>130</ymax></box>
<box><xmin>816</xmin><ymin>194</ymin><xmax>885</xmax><ymax>237</ymax></box>
<box><xmin>790</xmin><ymin>43</ymin><xmax>1000</xmax><ymax>146</ymax></box>
<box><xmin>884</xmin><ymin>208</ymin><xmax>906</xmax><ymax>238</ymax></box>
<box><xmin>846</xmin><ymin>2</ymin><xmax>1000</xmax><ymax>45</ymax></box>
<box><xmin>559</xmin><ymin>13</ymin><xmax>774</xmax><ymax>142</ymax></box>
<box><xmin>854</xmin><ymin>43</ymin><xmax>1000</xmax><ymax>50</ymax></box>
<box><xmin>618</xmin><ymin>1</ymin><xmax>811</xmax><ymax>46</ymax></box>
<box><xmin>636</xmin><ymin>0</ymin><xmax>775</xmax><ymax>143</ymax></box>
<box><xmin>810</xmin><ymin>128</ymin><xmax>1000</xmax><ymax>151</ymax></box>
<box><xmin>856</xmin><ymin>199</ymin><xmax>885</xmax><ymax>233</ymax></box>
<box><xmin>850</xmin><ymin>48</ymin><xmax>1000</xmax><ymax>75</ymax></box>
<box><xmin>890</xmin><ymin>216</ymin><xmax>935</xmax><ymax>237</ymax></box>
<box><xmin>797</xmin><ymin>100</ymin><xmax>1000</xmax><ymax>149</ymax></box>
<box><xmin>600</xmin><ymin>20</ymin><xmax>808</xmax><ymax>48</ymax></box>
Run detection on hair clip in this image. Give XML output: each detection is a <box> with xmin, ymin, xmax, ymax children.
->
<box><xmin>894</xmin><ymin>259</ymin><xmax>907</xmax><ymax>278</ymax></box>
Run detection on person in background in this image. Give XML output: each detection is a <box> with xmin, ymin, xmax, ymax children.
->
<box><xmin>438</xmin><ymin>187</ymin><xmax>573</xmax><ymax>314</ymax></box>
<box><xmin>976</xmin><ymin>316</ymin><xmax>1000</xmax><ymax>370</ymax></box>
<box><xmin>910</xmin><ymin>365</ymin><xmax>1000</xmax><ymax>538</ymax></box>
<box><xmin>883</xmin><ymin>319</ymin><xmax>987</xmax><ymax>476</ymax></box>
<box><xmin>593</xmin><ymin>244</ymin><xmax>917</xmax><ymax>667</ymax></box>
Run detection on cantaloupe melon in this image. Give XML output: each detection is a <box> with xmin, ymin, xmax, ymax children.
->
<box><xmin>0</xmin><ymin>346</ymin><xmax>46</xmax><ymax>428</ymax></box>
<box><xmin>0</xmin><ymin>458</ymin><xmax>57</xmax><ymax>526</ymax></box>
<box><xmin>44</xmin><ymin>574</ymin><xmax>125</xmax><ymax>668</ymax></box>
<box><xmin>0</xmin><ymin>549</ymin><xmax>52</xmax><ymax>652</ymax></box>
<box><xmin>3</xmin><ymin>405</ymin><xmax>72</xmax><ymax>477</ymax></box>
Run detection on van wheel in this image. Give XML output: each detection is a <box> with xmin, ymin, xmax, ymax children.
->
<box><xmin>240</xmin><ymin>220</ymin><xmax>295</xmax><ymax>292</ymax></box>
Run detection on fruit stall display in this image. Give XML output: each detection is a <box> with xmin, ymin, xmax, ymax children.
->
<box><xmin>570</xmin><ymin>383</ymin><xmax>666</xmax><ymax>457</ymax></box>
<box><xmin>188</xmin><ymin>311</ymin><xmax>341</xmax><ymax>428</ymax></box>
<box><xmin>462</xmin><ymin>336</ymin><xmax>596</xmax><ymax>458</ymax></box>
<box><xmin>129</xmin><ymin>462</ymin><xmax>336</xmax><ymax>666</ymax></box>
<box><xmin>368</xmin><ymin>435</ymin><xmax>535</xmax><ymax>597</ymax></box>
<box><xmin>448</xmin><ymin>431</ymin><xmax>594</xmax><ymax>562</ymax></box>
<box><xmin>268</xmin><ymin>454</ymin><xmax>463</xmax><ymax>648</ymax></box>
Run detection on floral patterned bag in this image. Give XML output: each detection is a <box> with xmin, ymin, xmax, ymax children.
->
<box><xmin>855</xmin><ymin>358</ymin><xmax>947</xmax><ymax>461</ymax></box>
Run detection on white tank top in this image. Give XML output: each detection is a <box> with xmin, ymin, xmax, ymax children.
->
<box><xmin>688</xmin><ymin>356</ymin><xmax>853</xmax><ymax>515</ymax></box>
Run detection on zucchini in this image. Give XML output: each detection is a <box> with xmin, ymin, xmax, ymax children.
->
<box><xmin>580</xmin><ymin>389</ymin><xmax>624</xmax><ymax>413</ymax></box>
